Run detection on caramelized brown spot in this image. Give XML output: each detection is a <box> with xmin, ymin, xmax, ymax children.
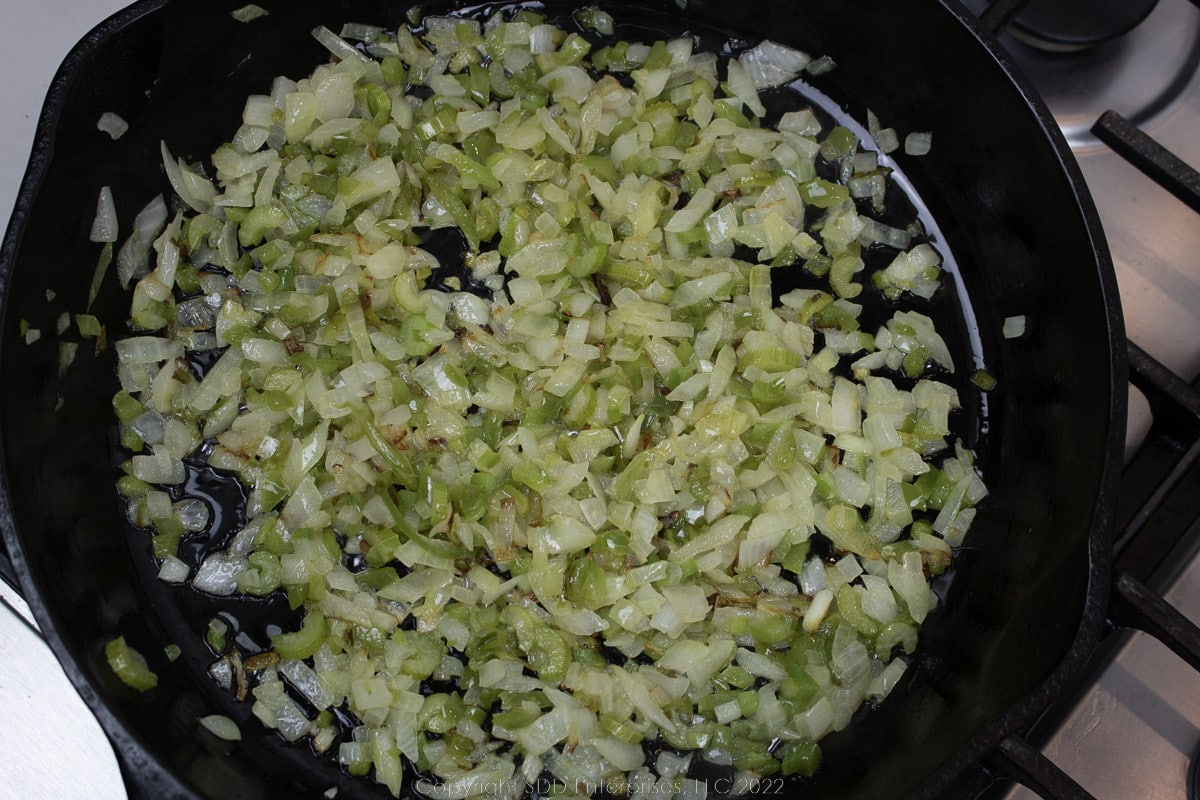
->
<box><xmin>662</xmin><ymin>169</ymin><xmax>685</xmax><ymax>190</ymax></box>
<box><xmin>243</xmin><ymin>651</ymin><xmax>281</xmax><ymax>672</ymax></box>
<box><xmin>592</xmin><ymin>273</ymin><xmax>612</xmax><ymax>306</ymax></box>
<box><xmin>528</xmin><ymin>492</ymin><xmax>543</xmax><ymax>527</ymax></box>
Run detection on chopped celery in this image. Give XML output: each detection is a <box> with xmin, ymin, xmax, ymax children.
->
<box><xmin>972</xmin><ymin>369</ymin><xmax>999</xmax><ymax>391</ymax></box>
<box><xmin>110</xmin><ymin>10</ymin><xmax>987</xmax><ymax>797</ymax></box>
<box><xmin>780</xmin><ymin>740</ymin><xmax>822</xmax><ymax>777</ymax></box>
<box><xmin>105</xmin><ymin>636</ymin><xmax>158</xmax><ymax>691</ymax></box>
<box><xmin>76</xmin><ymin>313</ymin><xmax>103</xmax><ymax>338</ymax></box>
<box><xmin>271</xmin><ymin>610</ymin><xmax>326</xmax><ymax>659</ymax></box>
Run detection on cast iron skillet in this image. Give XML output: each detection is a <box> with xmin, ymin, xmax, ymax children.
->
<box><xmin>0</xmin><ymin>0</ymin><xmax>1126</xmax><ymax>798</ymax></box>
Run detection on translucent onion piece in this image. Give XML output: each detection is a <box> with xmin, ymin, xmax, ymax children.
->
<box><xmin>198</xmin><ymin>714</ymin><xmax>243</xmax><ymax>740</ymax></box>
<box><xmin>90</xmin><ymin>186</ymin><xmax>118</xmax><ymax>243</ymax></box>
<box><xmin>97</xmin><ymin>112</ymin><xmax>129</xmax><ymax>140</ymax></box>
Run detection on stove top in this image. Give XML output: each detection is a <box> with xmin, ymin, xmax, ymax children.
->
<box><xmin>3</xmin><ymin>2</ymin><xmax>1200</xmax><ymax>799</ymax></box>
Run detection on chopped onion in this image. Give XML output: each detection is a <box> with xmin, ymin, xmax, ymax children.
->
<box><xmin>157</xmin><ymin>555</ymin><xmax>191</xmax><ymax>584</ymax></box>
<box><xmin>231</xmin><ymin>4</ymin><xmax>269</xmax><ymax>23</ymax></box>
<box><xmin>116</xmin><ymin>195</ymin><xmax>167</xmax><ymax>288</ymax></box>
<box><xmin>803</xmin><ymin>588</ymin><xmax>835</xmax><ymax>634</ymax></box>
<box><xmin>806</xmin><ymin>55</ymin><xmax>836</xmax><ymax>75</ymax></box>
<box><xmin>110</xmin><ymin>10</ymin><xmax>985</xmax><ymax>797</ymax></box>
<box><xmin>529</xmin><ymin>24</ymin><xmax>557</xmax><ymax>55</ymax></box>
<box><xmin>209</xmin><ymin>657</ymin><xmax>234</xmax><ymax>691</ymax></box>
<box><xmin>174</xmin><ymin>498</ymin><xmax>212</xmax><ymax>532</ymax></box>
<box><xmin>904</xmin><ymin>131</ymin><xmax>933</xmax><ymax>156</ymax></box>
<box><xmin>575</xmin><ymin>7</ymin><xmax>614</xmax><ymax>35</ymax></box>
<box><xmin>97</xmin><ymin>112</ymin><xmax>129</xmax><ymax>140</ymax></box>
<box><xmin>739</xmin><ymin>40</ymin><xmax>811</xmax><ymax>89</ymax></box>
<box><xmin>161</xmin><ymin>142</ymin><xmax>218</xmax><ymax>213</ymax></box>
<box><xmin>90</xmin><ymin>186</ymin><xmax>118</xmax><ymax>243</ymax></box>
<box><xmin>198</xmin><ymin>714</ymin><xmax>242</xmax><ymax>741</ymax></box>
<box><xmin>193</xmin><ymin>552</ymin><xmax>247</xmax><ymax>596</ymax></box>
<box><xmin>858</xmin><ymin>217</ymin><xmax>912</xmax><ymax>250</ymax></box>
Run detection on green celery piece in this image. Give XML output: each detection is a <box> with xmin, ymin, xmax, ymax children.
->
<box><xmin>87</xmin><ymin>242</ymin><xmax>113</xmax><ymax>310</ymax></box>
<box><xmin>272</xmin><ymin>610</ymin><xmax>327</xmax><ymax>659</ymax></box>
<box><xmin>433</xmin><ymin>143</ymin><xmax>500</xmax><ymax>191</ymax></box>
<box><xmin>425</xmin><ymin>175</ymin><xmax>480</xmax><ymax>249</ymax></box>
<box><xmin>780</xmin><ymin>740</ymin><xmax>822</xmax><ymax>777</ymax></box>
<box><xmin>836</xmin><ymin>584</ymin><xmax>881</xmax><ymax>637</ymax></box>
<box><xmin>105</xmin><ymin>636</ymin><xmax>158</xmax><ymax>691</ymax></box>
<box><xmin>521</xmin><ymin>621</ymin><xmax>574</xmax><ymax>686</ymax></box>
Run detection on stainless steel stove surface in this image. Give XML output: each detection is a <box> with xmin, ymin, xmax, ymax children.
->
<box><xmin>3</xmin><ymin>2</ymin><xmax>1200</xmax><ymax>799</ymax></box>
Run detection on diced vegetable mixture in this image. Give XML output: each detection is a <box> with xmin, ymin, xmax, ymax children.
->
<box><xmin>110</xmin><ymin>7</ymin><xmax>985</xmax><ymax>797</ymax></box>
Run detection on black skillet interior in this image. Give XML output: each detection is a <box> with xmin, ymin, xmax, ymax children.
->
<box><xmin>0</xmin><ymin>0</ymin><xmax>1125</xmax><ymax>798</ymax></box>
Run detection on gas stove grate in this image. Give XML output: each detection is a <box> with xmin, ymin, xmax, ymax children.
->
<box><xmin>1093</xmin><ymin>111</ymin><xmax>1200</xmax><ymax>216</ymax></box>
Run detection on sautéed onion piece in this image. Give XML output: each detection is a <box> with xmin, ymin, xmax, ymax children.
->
<box><xmin>111</xmin><ymin>8</ymin><xmax>985</xmax><ymax>797</ymax></box>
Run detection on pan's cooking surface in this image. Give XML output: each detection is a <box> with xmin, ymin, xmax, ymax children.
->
<box><xmin>0</xmin><ymin>1</ymin><xmax>1122</xmax><ymax>798</ymax></box>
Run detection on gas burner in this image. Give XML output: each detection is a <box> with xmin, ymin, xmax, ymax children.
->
<box><xmin>1001</xmin><ymin>0</ymin><xmax>1200</xmax><ymax>150</ymax></box>
<box><xmin>1009</xmin><ymin>0</ymin><xmax>1161</xmax><ymax>52</ymax></box>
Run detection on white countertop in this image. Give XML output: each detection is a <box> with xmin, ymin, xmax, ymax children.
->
<box><xmin>0</xmin><ymin>0</ymin><xmax>133</xmax><ymax>233</ymax></box>
<box><xmin>1</xmin><ymin>4</ymin><xmax>132</xmax><ymax>798</ymax></box>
